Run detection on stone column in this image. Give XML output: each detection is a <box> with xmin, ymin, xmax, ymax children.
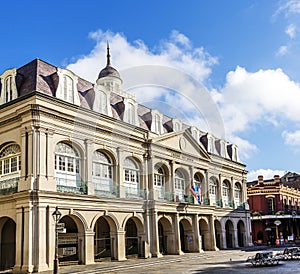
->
<box><xmin>18</xmin><ymin>205</ymin><xmax>34</xmax><ymax>273</ymax></box>
<box><xmin>234</xmin><ymin>228</ymin><xmax>239</xmax><ymax>248</ymax></box>
<box><xmin>221</xmin><ymin>228</ymin><xmax>227</xmax><ymax>249</ymax></box>
<box><xmin>115</xmin><ymin>230</ymin><xmax>127</xmax><ymax>261</ymax></box>
<box><xmin>117</xmin><ymin>147</ymin><xmax>125</xmax><ymax>198</ymax></box>
<box><xmin>169</xmin><ymin>160</ymin><xmax>175</xmax><ymax>201</ymax></box>
<box><xmin>174</xmin><ymin>213</ymin><xmax>183</xmax><ymax>255</ymax></box>
<box><xmin>192</xmin><ymin>215</ymin><xmax>201</xmax><ymax>252</ymax></box>
<box><xmin>85</xmin><ymin>139</ymin><xmax>94</xmax><ymax>195</ymax></box>
<box><xmin>208</xmin><ymin>215</ymin><xmax>218</xmax><ymax>251</ymax></box>
<box><xmin>150</xmin><ymin>210</ymin><xmax>161</xmax><ymax>257</ymax></box>
<box><xmin>83</xmin><ymin>229</ymin><xmax>95</xmax><ymax>264</ymax></box>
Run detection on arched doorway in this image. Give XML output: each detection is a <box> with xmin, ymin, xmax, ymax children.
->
<box><xmin>158</xmin><ymin>217</ymin><xmax>172</xmax><ymax>254</ymax></box>
<box><xmin>225</xmin><ymin>220</ymin><xmax>234</xmax><ymax>248</ymax></box>
<box><xmin>0</xmin><ymin>218</ymin><xmax>16</xmax><ymax>271</ymax></box>
<box><xmin>179</xmin><ymin>219</ymin><xmax>193</xmax><ymax>253</ymax></box>
<box><xmin>237</xmin><ymin>220</ymin><xmax>245</xmax><ymax>247</ymax></box>
<box><xmin>58</xmin><ymin>216</ymin><xmax>79</xmax><ymax>263</ymax></box>
<box><xmin>94</xmin><ymin>217</ymin><xmax>111</xmax><ymax>261</ymax></box>
<box><xmin>214</xmin><ymin>220</ymin><xmax>222</xmax><ymax>249</ymax></box>
<box><xmin>125</xmin><ymin>218</ymin><xmax>139</xmax><ymax>257</ymax></box>
<box><xmin>199</xmin><ymin>219</ymin><xmax>209</xmax><ymax>251</ymax></box>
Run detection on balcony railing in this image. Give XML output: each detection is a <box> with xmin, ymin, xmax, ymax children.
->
<box><xmin>124</xmin><ymin>186</ymin><xmax>146</xmax><ymax>200</ymax></box>
<box><xmin>156</xmin><ymin>190</ymin><xmax>174</xmax><ymax>202</ymax></box>
<box><xmin>94</xmin><ymin>183</ymin><xmax>120</xmax><ymax>198</ymax></box>
<box><xmin>56</xmin><ymin>178</ymin><xmax>87</xmax><ymax>194</ymax></box>
<box><xmin>0</xmin><ymin>177</ymin><xmax>19</xmax><ymax>195</ymax></box>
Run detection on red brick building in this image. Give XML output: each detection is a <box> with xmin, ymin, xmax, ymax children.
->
<box><xmin>247</xmin><ymin>173</ymin><xmax>300</xmax><ymax>245</ymax></box>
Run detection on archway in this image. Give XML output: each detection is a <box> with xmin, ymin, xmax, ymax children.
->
<box><xmin>225</xmin><ymin>220</ymin><xmax>234</xmax><ymax>248</ymax></box>
<box><xmin>125</xmin><ymin>218</ymin><xmax>139</xmax><ymax>257</ymax></box>
<box><xmin>58</xmin><ymin>216</ymin><xmax>80</xmax><ymax>263</ymax></box>
<box><xmin>94</xmin><ymin>217</ymin><xmax>111</xmax><ymax>261</ymax></box>
<box><xmin>158</xmin><ymin>217</ymin><xmax>172</xmax><ymax>254</ymax></box>
<box><xmin>179</xmin><ymin>219</ymin><xmax>193</xmax><ymax>253</ymax></box>
<box><xmin>0</xmin><ymin>218</ymin><xmax>16</xmax><ymax>271</ymax></box>
<box><xmin>199</xmin><ymin>219</ymin><xmax>209</xmax><ymax>251</ymax></box>
<box><xmin>214</xmin><ymin>219</ymin><xmax>222</xmax><ymax>249</ymax></box>
<box><xmin>237</xmin><ymin>220</ymin><xmax>245</xmax><ymax>247</ymax></box>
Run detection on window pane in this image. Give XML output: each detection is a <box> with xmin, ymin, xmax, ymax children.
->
<box><xmin>59</xmin><ymin>156</ymin><xmax>65</xmax><ymax>171</ymax></box>
<box><xmin>4</xmin><ymin>159</ymin><xmax>10</xmax><ymax>174</ymax></box>
<box><xmin>11</xmin><ymin>157</ymin><xmax>18</xmax><ymax>172</ymax></box>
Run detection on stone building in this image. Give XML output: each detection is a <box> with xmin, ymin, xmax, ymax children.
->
<box><xmin>0</xmin><ymin>47</ymin><xmax>251</xmax><ymax>273</ymax></box>
<box><xmin>247</xmin><ymin>173</ymin><xmax>300</xmax><ymax>245</ymax></box>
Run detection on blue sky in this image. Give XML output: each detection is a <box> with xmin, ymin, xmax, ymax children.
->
<box><xmin>1</xmin><ymin>0</ymin><xmax>300</xmax><ymax>180</ymax></box>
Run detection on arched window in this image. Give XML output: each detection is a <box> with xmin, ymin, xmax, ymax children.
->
<box><xmin>222</xmin><ymin>181</ymin><xmax>230</xmax><ymax>207</ymax></box>
<box><xmin>175</xmin><ymin>169</ymin><xmax>186</xmax><ymax>202</ymax></box>
<box><xmin>209</xmin><ymin>177</ymin><xmax>218</xmax><ymax>205</ymax></box>
<box><xmin>153</xmin><ymin>113</ymin><xmax>161</xmax><ymax>134</ymax></box>
<box><xmin>127</xmin><ymin>102</ymin><xmax>135</xmax><ymax>124</ymax></box>
<box><xmin>234</xmin><ymin>183</ymin><xmax>242</xmax><ymax>207</ymax></box>
<box><xmin>4</xmin><ymin>76</ymin><xmax>13</xmax><ymax>103</ymax></box>
<box><xmin>55</xmin><ymin>142</ymin><xmax>83</xmax><ymax>193</ymax></box>
<box><xmin>0</xmin><ymin>144</ymin><xmax>21</xmax><ymax>176</ymax></box>
<box><xmin>268</xmin><ymin>198</ymin><xmax>274</xmax><ymax>213</ymax></box>
<box><xmin>154</xmin><ymin>164</ymin><xmax>166</xmax><ymax>200</ymax></box>
<box><xmin>63</xmin><ymin>75</ymin><xmax>74</xmax><ymax>103</ymax></box>
<box><xmin>123</xmin><ymin>157</ymin><xmax>140</xmax><ymax>197</ymax></box>
<box><xmin>154</xmin><ymin>165</ymin><xmax>165</xmax><ymax>187</ymax></box>
<box><xmin>193</xmin><ymin>173</ymin><xmax>203</xmax><ymax>204</ymax></box>
<box><xmin>93</xmin><ymin>151</ymin><xmax>112</xmax><ymax>195</ymax></box>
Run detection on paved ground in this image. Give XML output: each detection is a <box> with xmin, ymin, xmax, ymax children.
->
<box><xmin>2</xmin><ymin>247</ymin><xmax>300</xmax><ymax>274</ymax></box>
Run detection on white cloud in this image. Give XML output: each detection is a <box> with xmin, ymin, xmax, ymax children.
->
<box><xmin>215</xmin><ymin>66</ymin><xmax>300</xmax><ymax>133</ymax></box>
<box><xmin>67</xmin><ymin>29</ymin><xmax>217</xmax><ymax>84</ymax></box>
<box><xmin>277</xmin><ymin>45</ymin><xmax>288</xmax><ymax>56</ymax></box>
<box><xmin>286</xmin><ymin>23</ymin><xmax>296</xmax><ymax>38</ymax></box>
<box><xmin>275</xmin><ymin>0</ymin><xmax>300</xmax><ymax>17</ymax></box>
<box><xmin>282</xmin><ymin>130</ymin><xmax>300</xmax><ymax>146</ymax></box>
<box><xmin>66</xmin><ymin>29</ymin><xmax>300</xmax><ymax>162</ymax></box>
<box><xmin>247</xmin><ymin>169</ymin><xmax>286</xmax><ymax>182</ymax></box>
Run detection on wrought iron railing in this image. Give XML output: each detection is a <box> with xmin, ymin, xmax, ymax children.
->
<box><xmin>56</xmin><ymin>178</ymin><xmax>87</xmax><ymax>194</ymax></box>
<box><xmin>0</xmin><ymin>177</ymin><xmax>19</xmax><ymax>195</ymax></box>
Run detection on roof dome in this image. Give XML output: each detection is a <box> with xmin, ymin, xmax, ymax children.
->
<box><xmin>98</xmin><ymin>43</ymin><xmax>121</xmax><ymax>80</ymax></box>
<box><xmin>98</xmin><ymin>65</ymin><xmax>120</xmax><ymax>79</ymax></box>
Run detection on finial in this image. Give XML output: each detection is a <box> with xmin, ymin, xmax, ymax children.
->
<box><xmin>106</xmin><ymin>41</ymin><xmax>111</xmax><ymax>66</ymax></box>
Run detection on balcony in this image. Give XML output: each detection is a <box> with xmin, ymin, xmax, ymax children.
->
<box><xmin>94</xmin><ymin>182</ymin><xmax>119</xmax><ymax>198</ymax></box>
<box><xmin>124</xmin><ymin>186</ymin><xmax>146</xmax><ymax>200</ymax></box>
<box><xmin>0</xmin><ymin>177</ymin><xmax>19</xmax><ymax>195</ymax></box>
<box><xmin>56</xmin><ymin>178</ymin><xmax>87</xmax><ymax>195</ymax></box>
<box><xmin>251</xmin><ymin>209</ymin><xmax>300</xmax><ymax>220</ymax></box>
<box><xmin>156</xmin><ymin>190</ymin><xmax>174</xmax><ymax>202</ymax></box>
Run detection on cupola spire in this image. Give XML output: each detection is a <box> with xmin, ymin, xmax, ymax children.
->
<box><xmin>106</xmin><ymin>41</ymin><xmax>111</xmax><ymax>67</ymax></box>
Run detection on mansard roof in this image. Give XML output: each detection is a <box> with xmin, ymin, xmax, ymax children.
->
<box><xmin>0</xmin><ymin>58</ymin><xmax>242</xmax><ymax>163</ymax></box>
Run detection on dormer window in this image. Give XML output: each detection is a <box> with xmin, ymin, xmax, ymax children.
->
<box><xmin>172</xmin><ymin>119</ymin><xmax>182</xmax><ymax>132</ymax></box>
<box><xmin>208</xmin><ymin>135</ymin><xmax>215</xmax><ymax>153</ymax></box>
<box><xmin>124</xmin><ymin>99</ymin><xmax>139</xmax><ymax>126</ymax></box>
<box><xmin>56</xmin><ymin>68</ymin><xmax>80</xmax><ymax>105</ymax></box>
<box><xmin>220</xmin><ymin>140</ymin><xmax>226</xmax><ymax>158</ymax></box>
<box><xmin>93</xmin><ymin>85</ymin><xmax>112</xmax><ymax>116</ymax></box>
<box><xmin>191</xmin><ymin>127</ymin><xmax>199</xmax><ymax>141</ymax></box>
<box><xmin>151</xmin><ymin>110</ymin><xmax>163</xmax><ymax>134</ymax></box>
<box><xmin>0</xmin><ymin>68</ymin><xmax>17</xmax><ymax>104</ymax></box>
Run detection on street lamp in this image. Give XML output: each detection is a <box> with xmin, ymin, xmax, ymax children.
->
<box><xmin>52</xmin><ymin>207</ymin><xmax>62</xmax><ymax>274</ymax></box>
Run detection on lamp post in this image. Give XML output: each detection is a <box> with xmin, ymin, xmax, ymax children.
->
<box><xmin>52</xmin><ymin>207</ymin><xmax>62</xmax><ymax>274</ymax></box>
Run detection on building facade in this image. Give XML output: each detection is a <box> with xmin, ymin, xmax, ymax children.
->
<box><xmin>0</xmin><ymin>49</ymin><xmax>251</xmax><ymax>273</ymax></box>
<box><xmin>247</xmin><ymin>174</ymin><xmax>300</xmax><ymax>245</ymax></box>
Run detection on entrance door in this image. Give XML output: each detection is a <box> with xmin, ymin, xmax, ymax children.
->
<box><xmin>58</xmin><ymin>216</ymin><xmax>79</xmax><ymax>263</ymax></box>
<box><xmin>0</xmin><ymin>218</ymin><xmax>16</xmax><ymax>271</ymax></box>
<box><xmin>94</xmin><ymin>217</ymin><xmax>111</xmax><ymax>260</ymax></box>
<box><xmin>125</xmin><ymin>219</ymin><xmax>139</xmax><ymax>257</ymax></box>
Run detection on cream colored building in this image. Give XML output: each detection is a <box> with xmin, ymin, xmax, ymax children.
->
<box><xmin>0</xmin><ymin>49</ymin><xmax>251</xmax><ymax>273</ymax></box>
